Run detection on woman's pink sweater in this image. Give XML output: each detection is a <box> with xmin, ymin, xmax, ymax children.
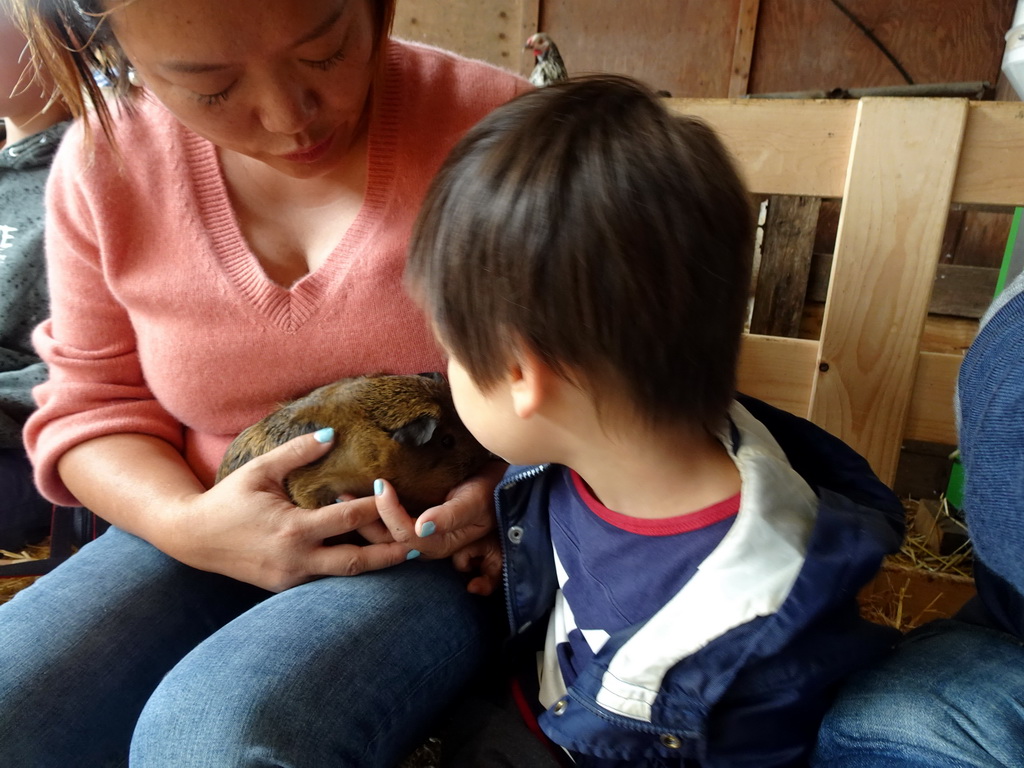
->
<box><xmin>25</xmin><ymin>40</ymin><xmax>527</xmax><ymax>506</ymax></box>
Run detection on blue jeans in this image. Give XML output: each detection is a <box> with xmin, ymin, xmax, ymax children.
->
<box><xmin>814</xmin><ymin>619</ymin><xmax>1024</xmax><ymax>767</ymax></box>
<box><xmin>0</xmin><ymin>527</ymin><xmax>488</xmax><ymax>767</ymax></box>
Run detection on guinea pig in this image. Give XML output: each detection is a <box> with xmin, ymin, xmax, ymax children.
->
<box><xmin>216</xmin><ymin>373</ymin><xmax>491</xmax><ymax>512</ymax></box>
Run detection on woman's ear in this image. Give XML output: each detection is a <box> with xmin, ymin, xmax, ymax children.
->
<box><xmin>508</xmin><ymin>342</ymin><xmax>551</xmax><ymax>420</ymax></box>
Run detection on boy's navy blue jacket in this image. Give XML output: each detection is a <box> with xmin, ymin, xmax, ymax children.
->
<box><xmin>495</xmin><ymin>395</ymin><xmax>905</xmax><ymax>768</ymax></box>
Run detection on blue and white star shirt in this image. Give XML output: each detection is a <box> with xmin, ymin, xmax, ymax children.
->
<box><xmin>539</xmin><ymin>467</ymin><xmax>739</xmax><ymax>707</ymax></box>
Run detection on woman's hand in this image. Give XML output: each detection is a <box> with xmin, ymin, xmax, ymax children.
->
<box><xmin>60</xmin><ymin>430</ymin><xmax>416</xmax><ymax>593</ymax></box>
<box><xmin>358</xmin><ymin>460</ymin><xmax>508</xmax><ymax>595</ymax></box>
<box><xmin>165</xmin><ymin>429</ymin><xmax>416</xmax><ymax>592</ymax></box>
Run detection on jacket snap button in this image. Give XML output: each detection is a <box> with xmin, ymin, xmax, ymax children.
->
<box><xmin>552</xmin><ymin>699</ymin><xmax>568</xmax><ymax>715</ymax></box>
<box><xmin>660</xmin><ymin>733</ymin><xmax>683</xmax><ymax>749</ymax></box>
<box><xmin>508</xmin><ymin>526</ymin><xmax>524</xmax><ymax>544</ymax></box>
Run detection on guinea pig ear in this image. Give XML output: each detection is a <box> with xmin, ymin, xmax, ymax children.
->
<box><xmin>389</xmin><ymin>415</ymin><xmax>438</xmax><ymax>447</ymax></box>
<box><xmin>417</xmin><ymin>372</ymin><xmax>444</xmax><ymax>383</ymax></box>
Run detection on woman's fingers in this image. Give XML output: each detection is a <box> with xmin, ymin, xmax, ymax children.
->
<box><xmin>239</xmin><ymin>428</ymin><xmax>336</xmax><ymax>489</ymax></box>
<box><xmin>306</xmin><ymin>538</ymin><xmax>417</xmax><ymax>578</ymax></box>
<box><xmin>302</xmin><ymin>495</ymin><xmax>383</xmax><ymax>540</ymax></box>
<box><xmin>371</xmin><ymin>479</ymin><xmax>421</xmax><ymax>545</ymax></box>
<box><xmin>415</xmin><ymin>460</ymin><xmax>506</xmax><ymax>537</ymax></box>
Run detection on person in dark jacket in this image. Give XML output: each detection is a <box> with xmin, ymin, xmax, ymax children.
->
<box><xmin>814</xmin><ymin>273</ymin><xmax>1024</xmax><ymax>768</ymax></box>
<box><xmin>385</xmin><ymin>75</ymin><xmax>905</xmax><ymax>767</ymax></box>
<box><xmin>0</xmin><ymin>6</ymin><xmax>72</xmax><ymax>551</ymax></box>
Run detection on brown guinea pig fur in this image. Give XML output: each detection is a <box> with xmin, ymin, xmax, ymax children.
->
<box><xmin>216</xmin><ymin>373</ymin><xmax>491</xmax><ymax>512</ymax></box>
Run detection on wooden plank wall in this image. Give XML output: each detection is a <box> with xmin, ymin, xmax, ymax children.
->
<box><xmin>393</xmin><ymin>0</ymin><xmax>539</xmax><ymax>74</ymax></box>
<box><xmin>751</xmin><ymin>0</ymin><xmax>1009</xmax><ymax>94</ymax></box>
<box><xmin>395</xmin><ymin>1</ymin><xmax>1012</xmax><ymax>98</ymax></box>
<box><xmin>392</xmin><ymin>0</ymin><xmax>1018</xmax><ymax>492</ymax></box>
<box><xmin>394</xmin><ymin>0</ymin><xmax>1015</xmax><ymax>282</ymax></box>
<box><xmin>809</xmin><ymin>98</ymin><xmax>966</xmax><ymax>482</ymax></box>
<box><xmin>393</xmin><ymin>0</ymin><xmax>1015</xmax><ymax>272</ymax></box>
<box><xmin>536</xmin><ymin>0</ymin><xmax>744</xmax><ymax>96</ymax></box>
<box><xmin>685</xmin><ymin>97</ymin><xmax>1024</xmax><ymax>486</ymax></box>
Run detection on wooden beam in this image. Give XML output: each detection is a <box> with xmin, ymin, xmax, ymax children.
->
<box><xmin>736</xmin><ymin>334</ymin><xmax>817</xmax><ymax>418</ymax></box>
<box><xmin>930</xmin><ymin>264</ymin><xmax>1000</xmax><ymax>319</ymax></box>
<box><xmin>750</xmin><ymin>195</ymin><xmax>820</xmax><ymax>336</ymax></box>
<box><xmin>666</xmin><ymin>100</ymin><xmax>1024</xmax><ymax>207</ymax></box>
<box><xmin>953</xmin><ymin>101</ymin><xmax>1024</xmax><ymax>206</ymax></box>
<box><xmin>809</xmin><ymin>98</ymin><xmax>968</xmax><ymax>485</ymax></box>
<box><xmin>728</xmin><ymin>0</ymin><xmax>761</xmax><ymax>97</ymax></box>
<box><xmin>738</xmin><ymin>337</ymin><xmax>963</xmax><ymax>447</ymax></box>
<box><xmin>664</xmin><ymin>98</ymin><xmax>857</xmax><ymax>198</ymax></box>
<box><xmin>905</xmin><ymin>351</ymin><xmax>962</xmax><ymax>445</ymax></box>
<box><xmin>808</xmin><ymin>255</ymin><xmax>1000</xmax><ymax>320</ymax></box>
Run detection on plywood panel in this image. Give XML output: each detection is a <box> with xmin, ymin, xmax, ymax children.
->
<box><xmin>393</xmin><ymin>0</ymin><xmax>538</xmax><ymax>74</ymax></box>
<box><xmin>953</xmin><ymin>102</ymin><xmax>1024</xmax><ymax>206</ymax></box>
<box><xmin>751</xmin><ymin>0</ymin><xmax>1010</xmax><ymax>95</ymax></box>
<box><xmin>920</xmin><ymin>314</ymin><xmax>978</xmax><ymax>356</ymax></box>
<box><xmin>737</xmin><ymin>341</ymin><xmax>962</xmax><ymax>446</ymax></box>
<box><xmin>906</xmin><ymin>351</ymin><xmax>962</xmax><ymax>445</ymax></box>
<box><xmin>736</xmin><ymin>334</ymin><xmax>817</xmax><ymax>418</ymax></box>
<box><xmin>664</xmin><ymin>99</ymin><xmax>856</xmax><ymax>197</ymax></box>
<box><xmin>810</xmin><ymin>98</ymin><xmax>968</xmax><ymax>485</ymax></box>
<box><xmin>540</xmin><ymin>0</ymin><xmax>741</xmax><ymax>96</ymax></box>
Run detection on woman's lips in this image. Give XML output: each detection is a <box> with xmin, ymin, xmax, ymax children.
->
<box><xmin>279</xmin><ymin>132</ymin><xmax>335</xmax><ymax>164</ymax></box>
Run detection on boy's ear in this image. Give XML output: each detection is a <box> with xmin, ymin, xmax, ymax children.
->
<box><xmin>508</xmin><ymin>342</ymin><xmax>551</xmax><ymax>420</ymax></box>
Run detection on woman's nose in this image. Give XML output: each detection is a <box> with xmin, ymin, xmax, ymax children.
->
<box><xmin>256</xmin><ymin>77</ymin><xmax>317</xmax><ymax>135</ymax></box>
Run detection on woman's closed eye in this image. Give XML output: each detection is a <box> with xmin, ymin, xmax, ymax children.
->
<box><xmin>190</xmin><ymin>45</ymin><xmax>347</xmax><ymax>107</ymax></box>
<box><xmin>302</xmin><ymin>46</ymin><xmax>347</xmax><ymax>71</ymax></box>
<box><xmin>194</xmin><ymin>85</ymin><xmax>234</xmax><ymax>107</ymax></box>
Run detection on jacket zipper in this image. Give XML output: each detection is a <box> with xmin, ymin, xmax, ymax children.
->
<box><xmin>495</xmin><ymin>464</ymin><xmax>549</xmax><ymax>635</ymax></box>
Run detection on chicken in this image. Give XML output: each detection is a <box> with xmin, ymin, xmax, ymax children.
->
<box><xmin>524</xmin><ymin>32</ymin><xmax>568</xmax><ymax>87</ymax></box>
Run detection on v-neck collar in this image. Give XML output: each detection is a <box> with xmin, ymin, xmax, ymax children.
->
<box><xmin>179</xmin><ymin>42</ymin><xmax>404</xmax><ymax>333</ymax></box>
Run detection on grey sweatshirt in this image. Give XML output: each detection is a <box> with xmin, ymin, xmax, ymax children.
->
<box><xmin>0</xmin><ymin>120</ymin><xmax>70</xmax><ymax>447</ymax></box>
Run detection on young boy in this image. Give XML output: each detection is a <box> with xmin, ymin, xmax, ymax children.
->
<box><xmin>0</xmin><ymin>4</ymin><xmax>73</xmax><ymax>552</ymax></box>
<box><xmin>392</xmin><ymin>76</ymin><xmax>905</xmax><ymax>767</ymax></box>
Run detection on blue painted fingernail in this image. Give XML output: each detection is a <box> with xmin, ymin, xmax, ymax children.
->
<box><xmin>406</xmin><ymin>549</ymin><xmax>421</xmax><ymax>560</ymax></box>
<box><xmin>374</xmin><ymin>479</ymin><xmax>384</xmax><ymax>496</ymax></box>
<box><xmin>313</xmin><ymin>427</ymin><xmax>334</xmax><ymax>443</ymax></box>
<box><xmin>418</xmin><ymin>521</ymin><xmax>436</xmax><ymax>538</ymax></box>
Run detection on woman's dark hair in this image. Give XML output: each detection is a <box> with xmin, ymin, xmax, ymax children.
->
<box><xmin>407</xmin><ymin>75</ymin><xmax>755</xmax><ymax>429</ymax></box>
<box><xmin>8</xmin><ymin>0</ymin><xmax>396</xmax><ymax>145</ymax></box>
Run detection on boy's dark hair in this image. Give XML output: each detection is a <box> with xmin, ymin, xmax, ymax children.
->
<box><xmin>407</xmin><ymin>75</ymin><xmax>754</xmax><ymax>429</ymax></box>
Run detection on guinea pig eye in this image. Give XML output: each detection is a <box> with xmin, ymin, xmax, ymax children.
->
<box><xmin>439</xmin><ymin>434</ymin><xmax>456</xmax><ymax>450</ymax></box>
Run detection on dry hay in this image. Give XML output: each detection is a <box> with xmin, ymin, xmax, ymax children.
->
<box><xmin>0</xmin><ymin>538</ymin><xmax>50</xmax><ymax>604</ymax></box>
<box><xmin>890</xmin><ymin>496</ymin><xmax>973</xmax><ymax>578</ymax></box>
<box><xmin>398</xmin><ymin>737</ymin><xmax>443</xmax><ymax>768</ymax></box>
<box><xmin>859</xmin><ymin>496</ymin><xmax>975</xmax><ymax>632</ymax></box>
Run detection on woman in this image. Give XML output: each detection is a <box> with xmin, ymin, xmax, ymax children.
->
<box><xmin>0</xmin><ymin>0</ymin><xmax>526</xmax><ymax>764</ymax></box>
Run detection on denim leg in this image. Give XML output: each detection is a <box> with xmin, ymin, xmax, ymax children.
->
<box><xmin>814</xmin><ymin>619</ymin><xmax>1024</xmax><ymax>768</ymax></box>
<box><xmin>0</xmin><ymin>527</ymin><xmax>268</xmax><ymax>768</ymax></box>
<box><xmin>131</xmin><ymin>558</ymin><xmax>488</xmax><ymax>767</ymax></box>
